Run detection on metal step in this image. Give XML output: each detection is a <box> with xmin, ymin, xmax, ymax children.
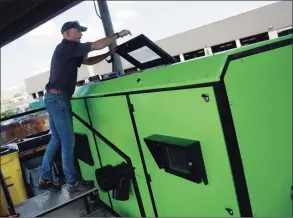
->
<box><xmin>15</xmin><ymin>184</ymin><xmax>97</xmax><ymax>217</ymax></box>
<box><xmin>84</xmin><ymin>208</ymin><xmax>115</xmax><ymax>217</ymax></box>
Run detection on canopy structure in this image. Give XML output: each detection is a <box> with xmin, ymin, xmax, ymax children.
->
<box><xmin>0</xmin><ymin>0</ymin><xmax>82</xmax><ymax>48</ymax></box>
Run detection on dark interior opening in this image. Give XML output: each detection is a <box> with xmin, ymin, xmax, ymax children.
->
<box><xmin>37</xmin><ymin>91</ymin><xmax>44</xmax><ymax>98</ymax></box>
<box><xmin>76</xmin><ymin>80</ymin><xmax>85</xmax><ymax>87</ymax></box>
<box><xmin>240</xmin><ymin>32</ymin><xmax>269</xmax><ymax>46</ymax></box>
<box><xmin>167</xmin><ymin>147</ymin><xmax>190</xmax><ymax>174</ymax></box>
<box><xmin>211</xmin><ymin>41</ymin><xmax>237</xmax><ymax>53</ymax></box>
<box><xmin>278</xmin><ymin>28</ymin><xmax>293</xmax><ymax>37</ymax></box>
<box><xmin>101</xmin><ymin>72</ymin><xmax>119</xmax><ymax>81</ymax></box>
<box><xmin>32</xmin><ymin>93</ymin><xmax>37</xmax><ymax>99</ymax></box>
<box><xmin>183</xmin><ymin>49</ymin><xmax>205</xmax><ymax>61</ymax></box>
<box><xmin>88</xmin><ymin>75</ymin><xmax>100</xmax><ymax>82</ymax></box>
<box><xmin>173</xmin><ymin>55</ymin><xmax>181</xmax><ymax>63</ymax></box>
<box><xmin>125</xmin><ymin>67</ymin><xmax>139</xmax><ymax>74</ymax></box>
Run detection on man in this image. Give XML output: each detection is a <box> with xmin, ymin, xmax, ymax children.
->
<box><xmin>39</xmin><ymin>21</ymin><xmax>131</xmax><ymax>193</ymax></box>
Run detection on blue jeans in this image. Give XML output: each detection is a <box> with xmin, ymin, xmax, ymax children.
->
<box><xmin>41</xmin><ymin>92</ymin><xmax>80</xmax><ymax>185</ymax></box>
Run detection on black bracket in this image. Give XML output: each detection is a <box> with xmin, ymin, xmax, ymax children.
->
<box><xmin>95</xmin><ymin>162</ymin><xmax>133</xmax><ymax>201</ymax></box>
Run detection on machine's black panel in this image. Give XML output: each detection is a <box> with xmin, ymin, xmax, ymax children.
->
<box><xmin>116</xmin><ymin>34</ymin><xmax>177</xmax><ymax>70</ymax></box>
<box><xmin>74</xmin><ymin>132</ymin><xmax>94</xmax><ymax>166</ymax></box>
<box><xmin>144</xmin><ymin>134</ymin><xmax>208</xmax><ymax>185</ymax></box>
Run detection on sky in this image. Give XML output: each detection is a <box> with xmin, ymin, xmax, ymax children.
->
<box><xmin>1</xmin><ymin>1</ymin><xmax>277</xmax><ymax>93</ymax></box>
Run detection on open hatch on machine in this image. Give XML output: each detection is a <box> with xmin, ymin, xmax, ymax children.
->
<box><xmin>91</xmin><ymin>34</ymin><xmax>178</xmax><ymax>82</ymax></box>
<box><xmin>116</xmin><ymin>34</ymin><xmax>177</xmax><ymax>71</ymax></box>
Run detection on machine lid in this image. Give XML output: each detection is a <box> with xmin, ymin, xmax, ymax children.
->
<box><xmin>116</xmin><ymin>34</ymin><xmax>177</xmax><ymax>71</ymax></box>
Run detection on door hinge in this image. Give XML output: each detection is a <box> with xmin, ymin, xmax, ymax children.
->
<box><xmin>129</xmin><ymin>103</ymin><xmax>135</xmax><ymax>112</ymax></box>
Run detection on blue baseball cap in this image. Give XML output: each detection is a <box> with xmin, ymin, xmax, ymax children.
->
<box><xmin>61</xmin><ymin>21</ymin><xmax>87</xmax><ymax>34</ymax></box>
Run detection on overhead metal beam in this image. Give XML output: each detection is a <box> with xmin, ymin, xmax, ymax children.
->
<box><xmin>97</xmin><ymin>0</ymin><xmax>124</xmax><ymax>76</ymax></box>
<box><xmin>1</xmin><ymin>0</ymin><xmax>82</xmax><ymax>48</ymax></box>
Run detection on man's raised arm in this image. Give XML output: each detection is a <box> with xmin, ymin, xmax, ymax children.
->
<box><xmin>82</xmin><ymin>48</ymin><xmax>116</xmax><ymax>65</ymax></box>
<box><xmin>90</xmin><ymin>29</ymin><xmax>131</xmax><ymax>51</ymax></box>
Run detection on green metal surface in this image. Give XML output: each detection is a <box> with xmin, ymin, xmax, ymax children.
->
<box><xmin>224</xmin><ymin>44</ymin><xmax>293</xmax><ymax>216</ymax></box>
<box><xmin>73</xmin><ymin>53</ymin><xmax>227</xmax><ymax>98</ymax></box>
<box><xmin>73</xmin><ymin>35</ymin><xmax>292</xmax><ymax>100</ymax></box>
<box><xmin>129</xmin><ymin>87</ymin><xmax>239</xmax><ymax>216</ymax></box>
<box><xmin>71</xmin><ymin>99</ymin><xmax>112</xmax><ymax>207</ymax></box>
<box><xmin>85</xmin><ymin>97</ymin><xmax>155</xmax><ymax>217</ymax></box>
<box><xmin>70</xmin><ymin>35</ymin><xmax>292</xmax><ymax>216</ymax></box>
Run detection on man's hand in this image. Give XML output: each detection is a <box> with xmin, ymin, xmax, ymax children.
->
<box><xmin>83</xmin><ymin>47</ymin><xmax>118</xmax><ymax>65</ymax></box>
<box><xmin>118</xmin><ymin>29</ymin><xmax>132</xmax><ymax>38</ymax></box>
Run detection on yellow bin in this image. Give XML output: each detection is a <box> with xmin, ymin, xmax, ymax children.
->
<box><xmin>0</xmin><ymin>145</ymin><xmax>28</xmax><ymax>216</ymax></box>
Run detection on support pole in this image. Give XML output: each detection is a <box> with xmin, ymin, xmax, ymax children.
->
<box><xmin>97</xmin><ymin>0</ymin><xmax>124</xmax><ymax>76</ymax></box>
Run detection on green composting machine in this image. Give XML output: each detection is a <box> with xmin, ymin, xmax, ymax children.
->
<box><xmin>70</xmin><ymin>34</ymin><xmax>292</xmax><ymax>217</ymax></box>
<box><xmin>0</xmin><ymin>1</ymin><xmax>292</xmax><ymax>217</ymax></box>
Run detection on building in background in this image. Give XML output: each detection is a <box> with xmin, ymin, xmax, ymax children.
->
<box><xmin>1</xmin><ymin>91</ymin><xmax>33</xmax><ymax>114</ymax></box>
<box><xmin>24</xmin><ymin>1</ymin><xmax>292</xmax><ymax>99</ymax></box>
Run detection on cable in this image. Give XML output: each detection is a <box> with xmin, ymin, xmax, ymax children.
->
<box><xmin>93</xmin><ymin>0</ymin><xmax>101</xmax><ymax>20</ymax></box>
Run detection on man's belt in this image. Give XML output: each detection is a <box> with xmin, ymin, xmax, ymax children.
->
<box><xmin>46</xmin><ymin>88</ymin><xmax>67</xmax><ymax>97</ymax></box>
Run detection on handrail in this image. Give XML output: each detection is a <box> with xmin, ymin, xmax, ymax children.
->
<box><xmin>72</xmin><ymin>112</ymin><xmax>130</xmax><ymax>162</ymax></box>
<box><xmin>0</xmin><ymin>107</ymin><xmax>46</xmax><ymax>217</ymax></box>
<box><xmin>0</xmin><ymin>107</ymin><xmax>47</xmax><ymax>217</ymax></box>
<box><xmin>0</xmin><ymin>106</ymin><xmax>146</xmax><ymax>216</ymax></box>
<box><xmin>0</xmin><ymin>107</ymin><xmax>46</xmax><ymax>122</ymax></box>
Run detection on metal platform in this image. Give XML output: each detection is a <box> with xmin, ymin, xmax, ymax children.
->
<box><xmin>15</xmin><ymin>185</ymin><xmax>97</xmax><ymax>217</ymax></box>
<box><xmin>85</xmin><ymin>208</ymin><xmax>114</xmax><ymax>217</ymax></box>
